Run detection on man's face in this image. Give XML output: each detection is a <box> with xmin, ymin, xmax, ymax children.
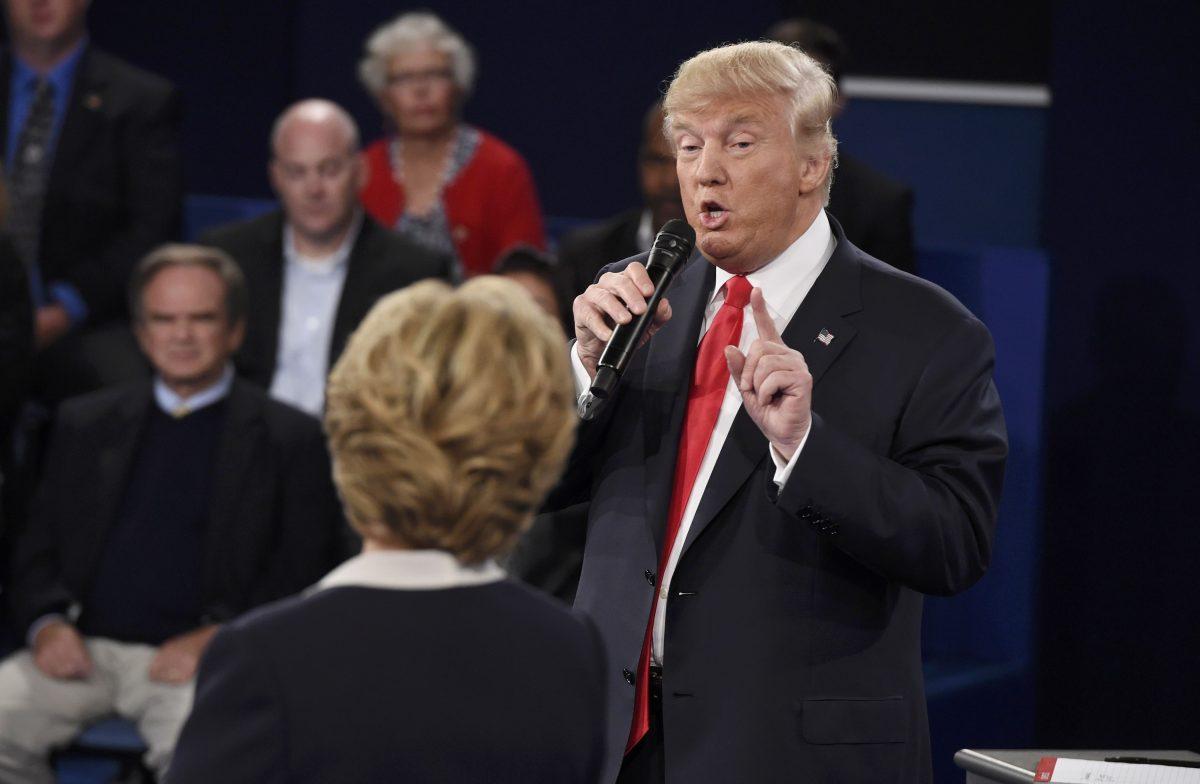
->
<box><xmin>135</xmin><ymin>266</ymin><xmax>244</xmax><ymax>393</ymax></box>
<box><xmin>639</xmin><ymin>119</ymin><xmax>683</xmax><ymax>230</ymax></box>
<box><xmin>269</xmin><ymin>119</ymin><xmax>364</xmax><ymax>248</ymax></box>
<box><xmin>4</xmin><ymin>0</ymin><xmax>89</xmax><ymax>49</ymax></box>
<box><xmin>672</xmin><ymin>95</ymin><xmax>826</xmax><ymax>274</ymax></box>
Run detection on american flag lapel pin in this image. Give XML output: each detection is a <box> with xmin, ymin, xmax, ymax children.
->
<box><xmin>816</xmin><ymin>328</ymin><xmax>835</xmax><ymax>346</ymax></box>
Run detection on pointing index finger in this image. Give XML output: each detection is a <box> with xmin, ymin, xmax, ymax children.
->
<box><xmin>750</xmin><ymin>287</ymin><xmax>781</xmax><ymax>343</ymax></box>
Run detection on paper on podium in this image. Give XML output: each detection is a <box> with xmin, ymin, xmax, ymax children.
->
<box><xmin>1036</xmin><ymin>757</ymin><xmax>1200</xmax><ymax>783</ymax></box>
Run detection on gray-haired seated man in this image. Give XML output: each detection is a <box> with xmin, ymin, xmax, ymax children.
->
<box><xmin>0</xmin><ymin>245</ymin><xmax>343</xmax><ymax>783</ymax></box>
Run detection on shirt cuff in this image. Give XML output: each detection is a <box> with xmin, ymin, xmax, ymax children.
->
<box><xmin>769</xmin><ymin>425</ymin><xmax>812</xmax><ymax>489</ymax></box>
<box><xmin>47</xmin><ymin>282</ymin><xmax>89</xmax><ymax>325</ymax></box>
<box><xmin>26</xmin><ymin>613</ymin><xmax>67</xmax><ymax>649</ymax></box>
<box><xmin>569</xmin><ymin>340</ymin><xmax>593</xmax><ymax>400</ymax></box>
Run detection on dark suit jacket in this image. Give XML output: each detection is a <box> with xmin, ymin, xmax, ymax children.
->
<box><xmin>200</xmin><ymin>211</ymin><xmax>453</xmax><ymax>389</ymax></box>
<box><xmin>827</xmin><ymin>153</ymin><xmax>916</xmax><ymax>275</ymax></box>
<box><xmin>171</xmin><ymin>579</ymin><xmax>608</xmax><ymax>784</ymax></box>
<box><xmin>557</xmin><ymin>209</ymin><xmax>643</xmax><ymax>301</ymax></box>
<box><xmin>6</xmin><ymin>379</ymin><xmax>344</xmax><ymax>640</ymax></box>
<box><xmin>0</xmin><ymin>46</ymin><xmax>182</xmax><ymax>323</ymax></box>
<box><xmin>555</xmin><ymin>216</ymin><xmax>1006</xmax><ymax>783</ymax></box>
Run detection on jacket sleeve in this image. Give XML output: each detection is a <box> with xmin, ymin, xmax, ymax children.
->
<box><xmin>774</xmin><ymin>315</ymin><xmax>1007</xmax><ymax>596</ymax></box>
<box><xmin>168</xmin><ymin>624</ymin><xmax>287</xmax><ymax>784</ymax></box>
<box><xmin>7</xmin><ymin>405</ymin><xmax>82</xmax><ymax>638</ymax></box>
<box><xmin>59</xmin><ymin>83</ymin><xmax>182</xmax><ymax>322</ymax></box>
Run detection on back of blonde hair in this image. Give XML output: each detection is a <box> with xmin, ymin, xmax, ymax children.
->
<box><xmin>664</xmin><ymin>40</ymin><xmax>839</xmax><ymax>199</ymax></box>
<box><xmin>324</xmin><ymin>277</ymin><xmax>576</xmax><ymax>564</ymax></box>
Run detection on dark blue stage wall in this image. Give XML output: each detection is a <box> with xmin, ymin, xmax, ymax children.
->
<box><xmin>82</xmin><ymin>0</ymin><xmax>1050</xmax><ymax>229</ymax></box>
<box><xmin>66</xmin><ymin>0</ymin><xmax>1198</xmax><ymax>751</ymax></box>
<box><xmin>1038</xmin><ymin>0</ymin><xmax>1200</xmax><ymax>748</ymax></box>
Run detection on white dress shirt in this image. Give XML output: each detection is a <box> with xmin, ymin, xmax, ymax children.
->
<box><xmin>571</xmin><ymin>209</ymin><xmax>836</xmax><ymax>663</ymax></box>
<box><xmin>313</xmin><ymin>549</ymin><xmax>505</xmax><ymax>593</ymax></box>
<box><xmin>269</xmin><ymin>216</ymin><xmax>359</xmax><ymax>415</ymax></box>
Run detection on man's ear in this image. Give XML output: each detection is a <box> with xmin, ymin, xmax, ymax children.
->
<box><xmin>798</xmin><ymin>154</ymin><xmax>832</xmax><ymax>197</ymax></box>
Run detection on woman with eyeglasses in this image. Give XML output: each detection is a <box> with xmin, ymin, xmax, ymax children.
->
<box><xmin>357</xmin><ymin>12</ymin><xmax>546</xmax><ymax>278</ymax></box>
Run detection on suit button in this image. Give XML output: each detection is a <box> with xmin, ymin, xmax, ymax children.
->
<box><xmin>644</xmin><ymin>570</ymin><xmax>656</xmax><ymax>586</ymax></box>
<box><xmin>622</xmin><ymin>668</ymin><xmax>636</xmax><ymax>685</ymax></box>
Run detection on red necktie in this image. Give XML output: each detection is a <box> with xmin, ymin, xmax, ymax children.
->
<box><xmin>626</xmin><ymin>274</ymin><xmax>752</xmax><ymax>752</ymax></box>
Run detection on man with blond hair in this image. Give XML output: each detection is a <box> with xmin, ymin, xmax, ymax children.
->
<box><xmin>564</xmin><ymin>41</ymin><xmax>1006</xmax><ymax>783</ymax></box>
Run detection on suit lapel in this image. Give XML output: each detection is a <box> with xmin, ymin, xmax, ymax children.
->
<box><xmin>203</xmin><ymin>382</ymin><xmax>262</xmax><ymax>583</ymax></box>
<box><xmin>329</xmin><ymin>219</ymin><xmax>375</xmax><ymax>367</ymax></box>
<box><xmin>681</xmin><ymin>225</ymin><xmax>864</xmax><ymax>556</ymax></box>
<box><xmin>641</xmin><ymin>252</ymin><xmax>713</xmax><ymax>551</ymax></box>
<box><xmin>46</xmin><ymin>48</ymin><xmax>104</xmax><ymax>203</ymax></box>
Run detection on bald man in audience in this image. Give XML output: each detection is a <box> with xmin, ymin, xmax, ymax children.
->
<box><xmin>202</xmin><ymin>99</ymin><xmax>453</xmax><ymax>416</ymax></box>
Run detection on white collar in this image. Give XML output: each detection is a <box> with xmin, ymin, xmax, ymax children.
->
<box><xmin>153</xmin><ymin>364</ymin><xmax>234</xmax><ymax>416</ymax></box>
<box><xmin>636</xmin><ymin>209</ymin><xmax>654</xmax><ymax>252</ymax></box>
<box><xmin>283</xmin><ymin>211</ymin><xmax>362</xmax><ymax>274</ymax></box>
<box><xmin>710</xmin><ymin>209</ymin><xmax>835</xmax><ymax>320</ymax></box>
<box><xmin>314</xmin><ymin>550</ymin><xmax>506</xmax><ymax>592</ymax></box>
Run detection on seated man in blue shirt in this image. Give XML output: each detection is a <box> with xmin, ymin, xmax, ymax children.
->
<box><xmin>0</xmin><ymin>244</ymin><xmax>343</xmax><ymax>783</ymax></box>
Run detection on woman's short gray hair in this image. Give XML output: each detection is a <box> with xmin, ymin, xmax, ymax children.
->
<box><xmin>357</xmin><ymin>11</ymin><xmax>476</xmax><ymax>97</ymax></box>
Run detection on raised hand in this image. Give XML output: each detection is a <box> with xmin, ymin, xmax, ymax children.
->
<box><xmin>724</xmin><ymin>288</ymin><xmax>812</xmax><ymax>460</ymax></box>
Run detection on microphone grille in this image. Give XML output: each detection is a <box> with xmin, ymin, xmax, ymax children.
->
<box><xmin>658</xmin><ymin>218</ymin><xmax>696</xmax><ymax>248</ymax></box>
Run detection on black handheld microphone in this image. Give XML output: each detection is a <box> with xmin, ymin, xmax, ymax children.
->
<box><xmin>578</xmin><ymin>218</ymin><xmax>695</xmax><ymax>420</ymax></box>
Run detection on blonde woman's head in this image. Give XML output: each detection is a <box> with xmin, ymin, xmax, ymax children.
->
<box><xmin>324</xmin><ymin>277</ymin><xmax>576</xmax><ymax>564</ymax></box>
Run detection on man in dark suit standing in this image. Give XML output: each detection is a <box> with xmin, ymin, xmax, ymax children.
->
<box><xmin>566</xmin><ymin>41</ymin><xmax>1005</xmax><ymax>783</ymax></box>
<box><xmin>201</xmin><ymin>99</ymin><xmax>452</xmax><ymax>416</ymax></box>
<box><xmin>558</xmin><ymin>100</ymin><xmax>684</xmax><ymax>302</ymax></box>
<box><xmin>767</xmin><ymin>18</ymin><xmax>917</xmax><ymax>275</ymax></box>
<box><xmin>0</xmin><ymin>245</ymin><xmax>343</xmax><ymax>782</ymax></box>
<box><xmin>1</xmin><ymin>0</ymin><xmax>182</xmax><ymax>398</ymax></box>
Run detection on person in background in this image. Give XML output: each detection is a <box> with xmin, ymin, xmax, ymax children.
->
<box><xmin>495</xmin><ymin>245</ymin><xmax>566</xmax><ymax>332</ymax></box>
<box><xmin>202</xmin><ymin>99</ymin><xmax>452</xmax><ymax>417</ymax></box>
<box><xmin>170</xmin><ymin>278</ymin><xmax>606</xmax><ymax>784</ymax></box>
<box><xmin>0</xmin><ymin>245</ymin><xmax>344</xmax><ymax>783</ymax></box>
<box><xmin>0</xmin><ymin>170</ymin><xmax>31</xmax><ymax>547</ymax></box>
<box><xmin>767</xmin><ymin>17</ymin><xmax>917</xmax><ymax>275</ymax></box>
<box><xmin>1</xmin><ymin>0</ymin><xmax>182</xmax><ymax>400</ymax></box>
<box><xmin>557</xmin><ymin>100</ymin><xmax>684</xmax><ymax>300</ymax></box>
<box><xmin>357</xmin><ymin>11</ymin><xmax>546</xmax><ymax>278</ymax></box>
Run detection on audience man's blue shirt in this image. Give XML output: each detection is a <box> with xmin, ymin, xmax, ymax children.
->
<box><xmin>6</xmin><ymin>38</ymin><xmax>90</xmax><ymax>322</ymax></box>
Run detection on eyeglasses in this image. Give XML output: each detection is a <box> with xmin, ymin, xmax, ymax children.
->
<box><xmin>386</xmin><ymin>68</ymin><xmax>455</xmax><ymax>89</ymax></box>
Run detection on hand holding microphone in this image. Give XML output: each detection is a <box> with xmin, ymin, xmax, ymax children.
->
<box><xmin>573</xmin><ymin>219</ymin><xmax>695</xmax><ymax>419</ymax></box>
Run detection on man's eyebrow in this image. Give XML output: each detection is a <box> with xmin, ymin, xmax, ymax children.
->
<box><xmin>728</xmin><ymin>114</ymin><xmax>767</xmax><ymax>128</ymax></box>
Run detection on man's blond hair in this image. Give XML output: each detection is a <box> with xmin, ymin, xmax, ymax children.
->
<box><xmin>324</xmin><ymin>277</ymin><xmax>576</xmax><ymax>564</ymax></box>
<box><xmin>663</xmin><ymin>40</ymin><xmax>839</xmax><ymax>201</ymax></box>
